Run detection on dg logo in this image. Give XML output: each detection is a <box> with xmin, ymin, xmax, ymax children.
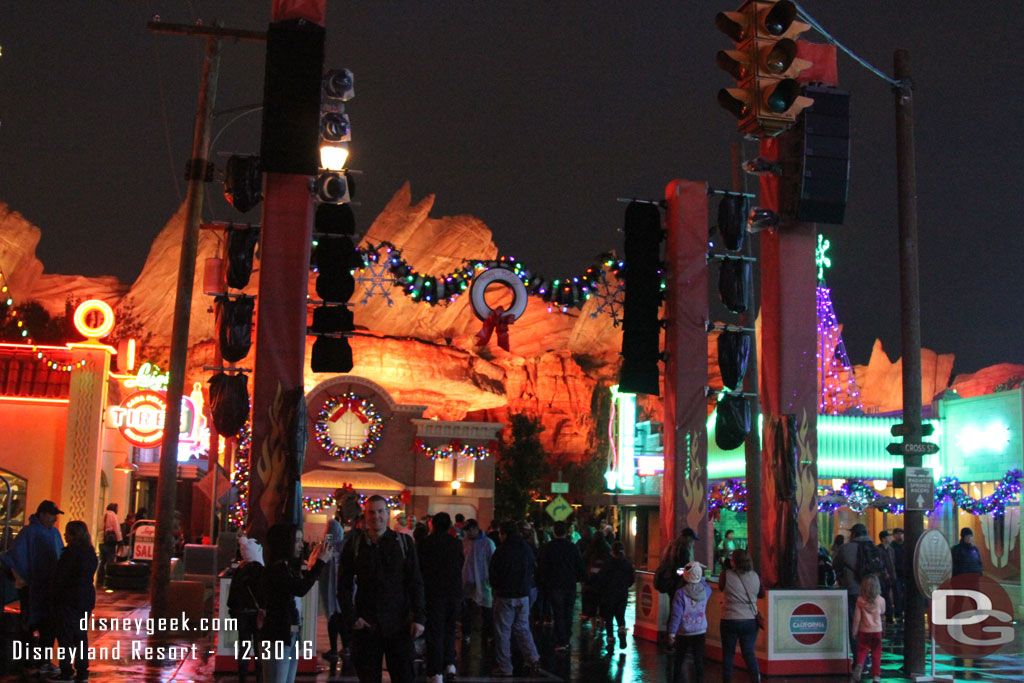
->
<box><xmin>931</xmin><ymin>573</ymin><xmax>1014</xmax><ymax>657</ymax></box>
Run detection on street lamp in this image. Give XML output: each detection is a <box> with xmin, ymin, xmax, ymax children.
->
<box><xmin>450</xmin><ymin>480</ymin><xmax>461</xmax><ymax>496</ymax></box>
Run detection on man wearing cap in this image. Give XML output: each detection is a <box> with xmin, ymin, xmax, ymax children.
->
<box><xmin>1</xmin><ymin>500</ymin><xmax>65</xmax><ymax>675</ymax></box>
<box><xmin>951</xmin><ymin>527</ymin><xmax>983</xmax><ymax>576</ymax></box>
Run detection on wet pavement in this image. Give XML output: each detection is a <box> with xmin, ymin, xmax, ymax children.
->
<box><xmin>0</xmin><ymin>586</ymin><xmax>1021</xmax><ymax>682</ymax></box>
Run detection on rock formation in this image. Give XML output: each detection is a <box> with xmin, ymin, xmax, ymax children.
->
<box><xmin>2</xmin><ymin>186</ymin><xmax>1019</xmax><ymax>462</ymax></box>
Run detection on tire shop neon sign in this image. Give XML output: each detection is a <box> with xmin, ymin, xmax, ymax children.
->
<box><xmin>108</xmin><ymin>383</ymin><xmax>209</xmax><ymax>460</ymax></box>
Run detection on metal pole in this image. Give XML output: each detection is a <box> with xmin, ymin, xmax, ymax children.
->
<box><xmin>731</xmin><ymin>142</ymin><xmax>762</xmax><ymax>571</ymax></box>
<box><xmin>150</xmin><ymin>34</ymin><xmax>221</xmax><ymax>621</ymax></box>
<box><xmin>894</xmin><ymin>48</ymin><xmax>925</xmax><ymax>675</ymax></box>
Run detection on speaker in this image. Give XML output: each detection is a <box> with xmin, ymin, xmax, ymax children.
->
<box><xmin>781</xmin><ymin>86</ymin><xmax>850</xmax><ymax>225</ymax></box>
<box><xmin>618</xmin><ymin>201</ymin><xmax>664</xmax><ymax>396</ymax></box>
<box><xmin>260</xmin><ymin>19</ymin><xmax>326</xmax><ymax>175</ymax></box>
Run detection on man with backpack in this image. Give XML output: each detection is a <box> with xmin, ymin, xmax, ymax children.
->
<box><xmin>833</xmin><ymin>523</ymin><xmax>884</xmax><ymax>652</ymax></box>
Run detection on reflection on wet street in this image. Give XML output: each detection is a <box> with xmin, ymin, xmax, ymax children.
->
<box><xmin>0</xmin><ymin>587</ymin><xmax>1021</xmax><ymax>681</ymax></box>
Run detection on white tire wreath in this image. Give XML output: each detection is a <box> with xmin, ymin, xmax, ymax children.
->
<box><xmin>469</xmin><ymin>267</ymin><xmax>529</xmax><ymax>322</ymax></box>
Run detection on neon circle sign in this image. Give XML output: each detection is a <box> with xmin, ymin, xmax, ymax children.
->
<box><xmin>73</xmin><ymin>299</ymin><xmax>115</xmax><ymax>339</ymax></box>
<box><xmin>110</xmin><ymin>390</ymin><xmax>167</xmax><ymax>447</ymax></box>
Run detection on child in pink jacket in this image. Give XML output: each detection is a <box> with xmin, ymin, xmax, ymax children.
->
<box><xmin>851</xmin><ymin>574</ymin><xmax>885</xmax><ymax>682</ymax></box>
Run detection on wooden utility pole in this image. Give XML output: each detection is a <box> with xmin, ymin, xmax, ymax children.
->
<box><xmin>893</xmin><ymin>48</ymin><xmax>926</xmax><ymax>676</ymax></box>
<box><xmin>146</xmin><ymin>20</ymin><xmax>264</xmax><ymax>622</ymax></box>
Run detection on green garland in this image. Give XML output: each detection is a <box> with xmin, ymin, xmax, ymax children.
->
<box><xmin>356</xmin><ymin>241</ymin><xmax>624</xmax><ymax>312</ymax></box>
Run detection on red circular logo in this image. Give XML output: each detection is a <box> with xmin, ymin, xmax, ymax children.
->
<box><xmin>640</xmin><ymin>584</ymin><xmax>654</xmax><ymax>617</ymax></box>
<box><xmin>932</xmin><ymin>573</ymin><xmax>1014</xmax><ymax>657</ymax></box>
<box><xmin>789</xmin><ymin>602</ymin><xmax>828</xmax><ymax>645</ymax></box>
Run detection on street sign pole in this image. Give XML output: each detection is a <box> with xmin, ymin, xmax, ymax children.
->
<box><xmin>893</xmin><ymin>48</ymin><xmax>925</xmax><ymax>675</ymax></box>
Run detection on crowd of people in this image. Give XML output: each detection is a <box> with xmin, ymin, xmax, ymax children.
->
<box><xmin>225</xmin><ymin>497</ymin><xmax>634</xmax><ymax>683</ymax></box>
<box><xmin>1</xmin><ymin>492</ymin><xmax>996</xmax><ymax>683</ymax></box>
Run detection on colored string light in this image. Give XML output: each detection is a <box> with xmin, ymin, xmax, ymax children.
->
<box><xmin>228</xmin><ymin>420</ymin><xmax>252</xmax><ymax>530</ymax></box>
<box><xmin>313</xmin><ymin>392</ymin><xmax>385</xmax><ymax>461</ymax></box>
<box><xmin>414</xmin><ymin>438</ymin><xmax>496</xmax><ymax>461</ymax></box>
<box><xmin>707</xmin><ymin>470</ymin><xmax>1022</xmax><ymax>518</ymax></box>
<box><xmin>355</xmin><ymin>242</ymin><xmax>625</xmax><ymax>314</ymax></box>
<box><xmin>0</xmin><ymin>259</ymin><xmax>85</xmax><ymax>372</ymax></box>
<box><xmin>302</xmin><ymin>492</ymin><xmax>400</xmax><ymax>513</ymax></box>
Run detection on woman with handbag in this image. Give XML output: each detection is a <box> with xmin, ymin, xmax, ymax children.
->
<box><xmin>718</xmin><ymin>548</ymin><xmax>764</xmax><ymax>683</ymax></box>
<box><xmin>97</xmin><ymin>503</ymin><xmax>122</xmax><ymax>588</ymax></box>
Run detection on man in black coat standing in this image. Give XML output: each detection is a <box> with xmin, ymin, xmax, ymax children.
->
<box><xmin>951</xmin><ymin>527</ymin><xmax>984</xmax><ymax>576</ymax></box>
<box><xmin>339</xmin><ymin>496</ymin><xmax>426</xmax><ymax>683</ymax></box>
<box><xmin>489</xmin><ymin>521</ymin><xmax>540</xmax><ymax>677</ymax></box>
<box><xmin>417</xmin><ymin>512</ymin><xmax>464</xmax><ymax>683</ymax></box>
<box><xmin>536</xmin><ymin>521</ymin><xmax>584</xmax><ymax>652</ymax></box>
<box><xmin>890</xmin><ymin>527</ymin><xmax>906</xmax><ymax>620</ymax></box>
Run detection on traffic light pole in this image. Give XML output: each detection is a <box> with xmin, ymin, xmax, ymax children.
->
<box><xmin>145</xmin><ymin>20</ymin><xmax>265</xmax><ymax>622</ymax></box>
<box><xmin>893</xmin><ymin>48</ymin><xmax>925</xmax><ymax>676</ymax></box>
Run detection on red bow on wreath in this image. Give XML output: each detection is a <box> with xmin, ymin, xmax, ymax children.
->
<box><xmin>330</xmin><ymin>395</ymin><xmax>368</xmax><ymax>423</ymax></box>
<box><xmin>475</xmin><ymin>306</ymin><xmax>515</xmax><ymax>352</ymax></box>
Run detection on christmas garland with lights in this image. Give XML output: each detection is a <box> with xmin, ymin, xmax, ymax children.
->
<box><xmin>356</xmin><ymin>241</ymin><xmax>624</xmax><ymax>313</ymax></box>
<box><xmin>935</xmin><ymin>469</ymin><xmax>1023</xmax><ymax>516</ymax></box>
<box><xmin>706</xmin><ymin>469</ymin><xmax>1022</xmax><ymax>518</ymax></box>
<box><xmin>414</xmin><ymin>438</ymin><xmax>496</xmax><ymax>461</ymax></box>
<box><xmin>228</xmin><ymin>420</ymin><xmax>252</xmax><ymax>530</ymax></box>
<box><xmin>708</xmin><ymin>479</ymin><xmax>748</xmax><ymax>519</ymax></box>
<box><xmin>302</xmin><ymin>492</ymin><xmax>401</xmax><ymax>513</ymax></box>
<box><xmin>0</xmin><ymin>261</ymin><xmax>88</xmax><ymax>371</ymax></box>
<box><xmin>314</xmin><ymin>392</ymin><xmax>385</xmax><ymax>461</ymax></box>
<box><xmin>817</xmin><ymin>469</ymin><xmax>1023</xmax><ymax>517</ymax></box>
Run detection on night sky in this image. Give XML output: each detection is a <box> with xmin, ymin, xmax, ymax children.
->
<box><xmin>1</xmin><ymin>2</ymin><xmax>1021</xmax><ymax>375</ymax></box>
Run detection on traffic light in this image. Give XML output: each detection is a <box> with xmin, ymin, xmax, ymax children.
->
<box><xmin>223</xmin><ymin>155</ymin><xmax>262</xmax><ymax>213</ymax></box>
<box><xmin>618</xmin><ymin>201</ymin><xmax>664</xmax><ymax>396</ymax></box>
<box><xmin>309</xmin><ymin>67</ymin><xmax>359</xmax><ymax>373</ymax></box>
<box><xmin>309</xmin><ymin>225</ymin><xmax>359</xmax><ymax>372</ymax></box>
<box><xmin>715</xmin><ymin>0</ymin><xmax>814</xmax><ymax>138</ymax></box>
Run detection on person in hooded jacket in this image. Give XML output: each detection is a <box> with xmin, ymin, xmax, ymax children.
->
<box><xmin>228</xmin><ymin>536</ymin><xmax>264</xmax><ymax>683</ymax></box>
<box><xmin>581</xmin><ymin>534</ymin><xmax>611</xmax><ymax>630</ymax></box>
<box><xmin>52</xmin><ymin>520</ymin><xmax>97</xmax><ymax>682</ymax></box>
<box><xmin>261</xmin><ymin>523</ymin><xmax>332</xmax><ymax>683</ymax></box>
<box><xmin>418</xmin><ymin>512</ymin><xmax>463</xmax><ymax>683</ymax></box>
<box><xmin>318</xmin><ymin>513</ymin><xmax>346</xmax><ymax>662</ymax></box>
<box><xmin>666</xmin><ymin>561</ymin><xmax>711</xmax><ymax>683</ymax></box>
<box><xmin>594</xmin><ymin>541</ymin><xmax>635</xmax><ymax>646</ymax></box>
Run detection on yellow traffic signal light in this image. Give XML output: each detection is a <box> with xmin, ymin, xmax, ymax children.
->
<box><xmin>715</xmin><ymin>0</ymin><xmax>814</xmax><ymax>138</ymax></box>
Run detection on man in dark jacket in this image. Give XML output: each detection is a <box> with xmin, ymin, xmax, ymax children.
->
<box><xmin>1</xmin><ymin>500</ymin><xmax>64</xmax><ymax>675</ymax></box>
<box><xmin>339</xmin><ymin>496</ymin><xmax>425</xmax><ymax>683</ymax></box>
<box><xmin>891</xmin><ymin>528</ymin><xmax>905</xmax><ymax>620</ymax></box>
<box><xmin>877</xmin><ymin>530</ymin><xmax>897</xmax><ymax>624</ymax></box>
<box><xmin>488</xmin><ymin>521</ymin><xmax>540</xmax><ymax>677</ymax></box>
<box><xmin>951</xmin><ymin>527</ymin><xmax>983</xmax><ymax>576</ymax></box>
<box><xmin>536</xmin><ymin>520</ymin><xmax>584</xmax><ymax>652</ymax></box>
<box><xmin>417</xmin><ymin>512</ymin><xmax>463</xmax><ymax>683</ymax></box>
<box><xmin>832</xmin><ymin>523</ymin><xmax>874</xmax><ymax>651</ymax></box>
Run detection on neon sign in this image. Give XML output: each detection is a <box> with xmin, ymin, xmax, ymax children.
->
<box><xmin>107</xmin><ymin>385</ymin><xmax>210</xmax><ymax>460</ymax></box>
<box><xmin>123</xmin><ymin>362</ymin><xmax>169</xmax><ymax>392</ymax></box>
<box><xmin>109</xmin><ymin>390</ymin><xmax>168</xmax><ymax>447</ymax></box>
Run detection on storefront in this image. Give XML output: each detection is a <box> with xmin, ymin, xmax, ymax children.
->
<box><xmin>599</xmin><ymin>384</ymin><xmax>1023</xmax><ymax>626</ymax></box>
<box><xmin>300</xmin><ymin>375</ymin><xmax>501</xmax><ymax>535</ymax></box>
